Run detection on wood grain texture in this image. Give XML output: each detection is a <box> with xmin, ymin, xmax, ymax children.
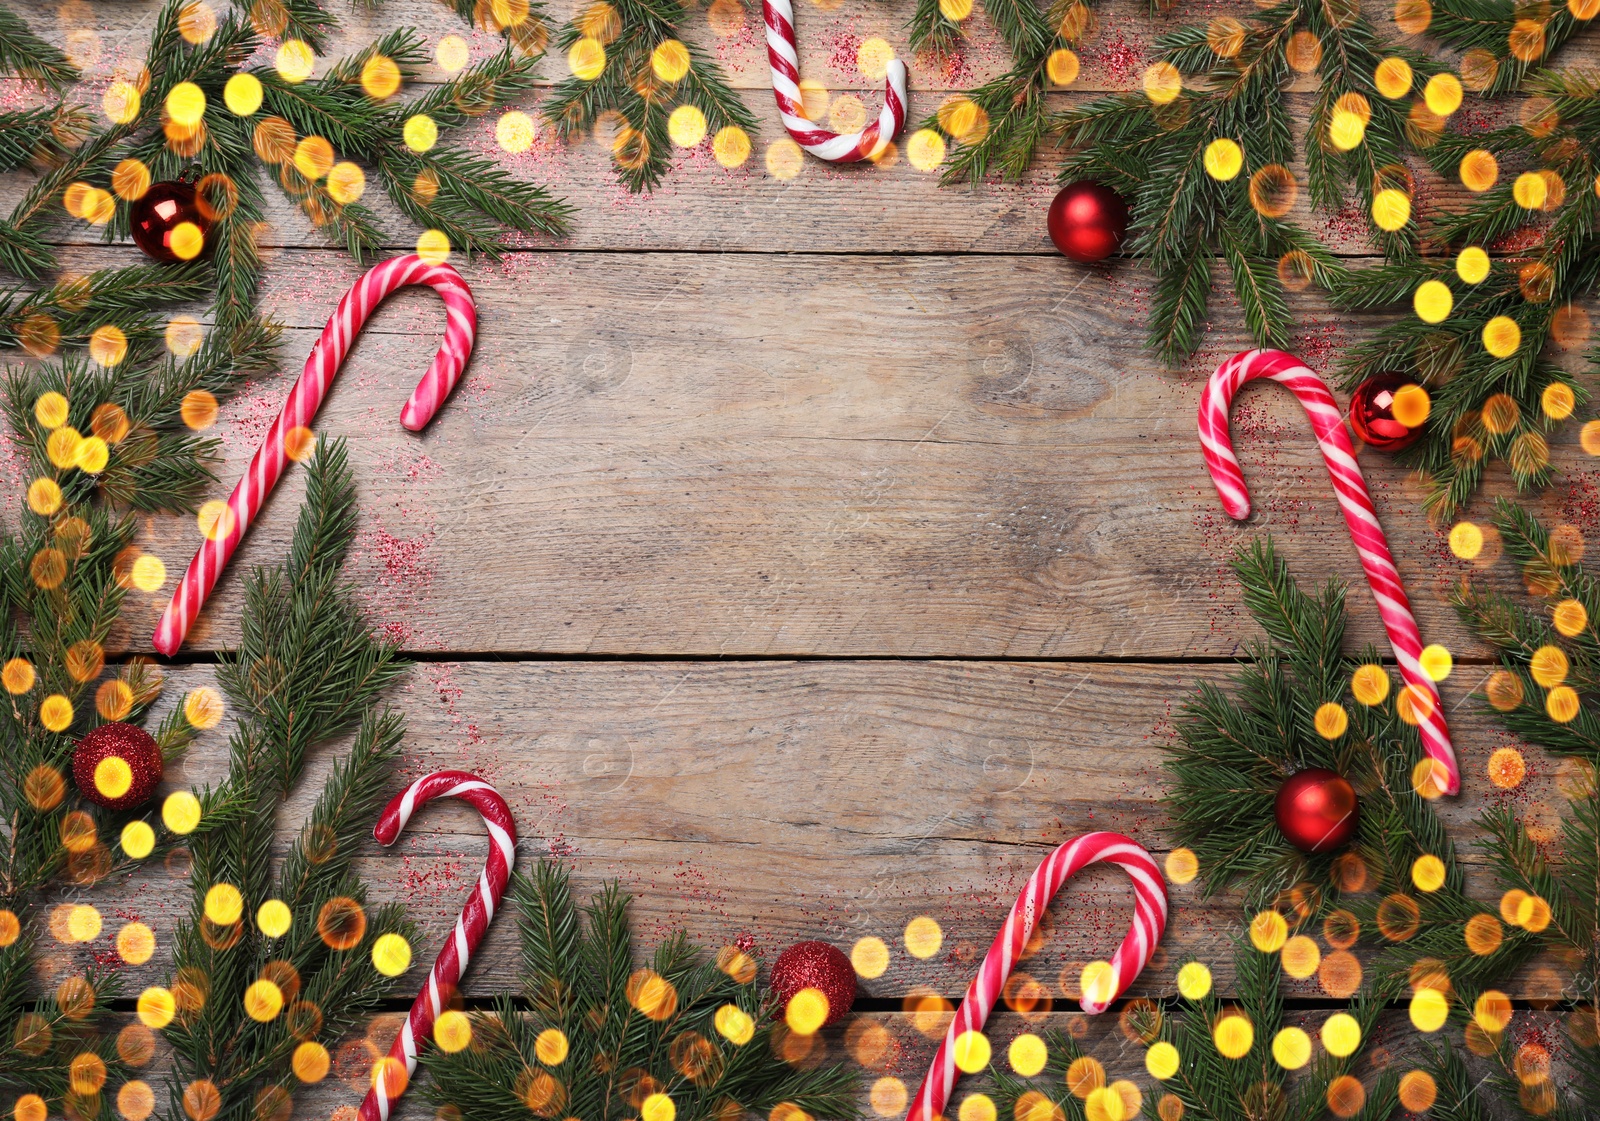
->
<box><xmin>38</xmin><ymin>661</ymin><xmax>1580</xmax><ymax>1007</ymax></box>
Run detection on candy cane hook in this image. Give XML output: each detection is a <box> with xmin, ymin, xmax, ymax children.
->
<box><xmin>359</xmin><ymin>770</ymin><xmax>518</xmax><ymax>1121</ymax></box>
<box><xmin>907</xmin><ymin>832</ymin><xmax>1167</xmax><ymax>1121</ymax></box>
<box><xmin>764</xmin><ymin>0</ymin><xmax>907</xmax><ymax>162</ymax></box>
<box><xmin>1198</xmin><ymin>348</ymin><xmax>1460</xmax><ymax>796</ymax></box>
<box><xmin>152</xmin><ymin>253</ymin><xmax>476</xmax><ymax>656</ymax></box>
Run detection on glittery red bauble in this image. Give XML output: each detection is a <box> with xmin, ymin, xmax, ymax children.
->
<box><xmin>72</xmin><ymin>722</ymin><xmax>163</xmax><ymax>811</ymax></box>
<box><xmin>1348</xmin><ymin>372</ymin><xmax>1425</xmax><ymax>452</ymax></box>
<box><xmin>769</xmin><ymin>940</ymin><xmax>856</xmax><ymax>1027</ymax></box>
<box><xmin>129</xmin><ymin>181</ymin><xmax>211</xmax><ymax>263</ymax></box>
<box><xmin>1047</xmin><ymin>181</ymin><xmax>1130</xmax><ymax>264</ymax></box>
<box><xmin>1275</xmin><ymin>768</ymin><xmax>1358</xmax><ymax>853</ymax></box>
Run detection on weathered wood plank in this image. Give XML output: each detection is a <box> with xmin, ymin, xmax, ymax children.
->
<box><xmin>9</xmin><ymin>245</ymin><xmax>1556</xmax><ymax>660</ymax></box>
<box><xmin>35</xmin><ymin>661</ymin><xmax>1583</xmax><ymax>1005</ymax></box>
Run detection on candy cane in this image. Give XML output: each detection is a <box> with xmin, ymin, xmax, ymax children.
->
<box><xmin>359</xmin><ymin>770</ymin><xmax>518</xmax><ymax>1121</ymax></box>
<box><xmin>1198</xmin><ymin>348</ymin><xmax>1460</xmax><ymax>796</ymax></box>
<box><xmin>764</xmin><ymin>0</ymin><xmax>907</xmax><ymax>162</ymax></box>
<box><xmin>151</xmin><ymin>253</ymin><xmax>476</xmax><ymax>656</ymax></box>
<box><xmin>907</xmin><ymin>832</ymin><xmax>1166</xmax><ymax>1121</ymax></box>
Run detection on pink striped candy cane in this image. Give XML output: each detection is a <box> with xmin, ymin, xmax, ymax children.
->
<box><xmin>152</xmin><ymin>253</ymin><xmax>476</xmax><ymax>657</ymax></box>
<box><xmin>764</xmin><ymin>0</ymin><xmax>907</xmax><ymax>162</ymax></box>
<box><xmin>1198</xmin><ymin>348</ymin><xmax>1460</xmax><ymax>796</ymax></box>
<box><xmin>359</xmin><ymin>770</ymin><xmax>518</xmax><ymax>1121</ymax></box>
<box><xmin>907</xmin><ymin>832</ymin><xmax>1167</xmax><ymax>1121</ymax></box>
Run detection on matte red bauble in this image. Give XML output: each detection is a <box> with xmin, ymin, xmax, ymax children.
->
<box><xmin>1047</xmin><ymin>180</ymin><xmax>1130</xmax><ymax>263</ymax></box>
<box><xmin>72</xmin><ymin>722</ymin><xmax>163</xmax><ymax>811</ymax></box>
<box><xmin>130</xmin><ymin>181</ymin><xmax>211</xmax><ymax>263</ymax></box>
<box><xmin>1275</xmin><ymin>768</ymin><xmax>1358</xmax><ymax>853</ymax></box>
<box><xmin>1348</xmin><ymin>372</ymin><xmax>1424</xmax><ymax>452</ymax></box>
<box><xmin>769</xmin><ymin>940</ymin><xmax>856</xmax><ymax>1027</ymax></box>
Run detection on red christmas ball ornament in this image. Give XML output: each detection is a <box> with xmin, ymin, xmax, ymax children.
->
<box><xmin>769</xmin><ymin>940</ymin><xmax>856</xmax><ymax>1028</ymax></box>
<box><xmin>1047</xmin><ymin>180</ymin><xmax>1130</xmax><ymax>263</ymax></box>
<box><xmin>129</xmin><ymin>180</ymin><xmax>212</xmax><ymax>263</ymax></box>
<box><xmin>1275</xmin><ymin>768</ymin><xmax>1358</xmax><ymax>853</ymax></box>
<box><xmin>72</xmin><ymin>722</ymin><xmax>163</xmax><ymax>811</ymax></box>
<box><xmin>1348</xmin><ymin>372</ymin><xmax>1426</xmax><ymax>452</ymax></box>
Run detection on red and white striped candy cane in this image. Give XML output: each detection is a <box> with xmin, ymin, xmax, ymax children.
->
<box><xmin>907</xmin><ymin>832</ymin><xmax>1166</xmax><ymax>1121</ymax></box>
<box><xmin>764</xmin><ymin>0</ymin><xmax>907</xmax><ymax>162</ymax></box>
<box><xmin>1198</xmin><ymin>348</ymin><xmax>1460</xmax><ymax>796</ymax></box>
<box><xmin>152</xmin><ymin>253</ymin><xmax>476</xmax><ymax>657</ymax></box>
<box><xmin>360</xmin><ymin>770</ymin><xmax>518</xmax><ymax>1121</ymax></box>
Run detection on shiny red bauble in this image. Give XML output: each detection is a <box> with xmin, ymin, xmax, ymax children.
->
<box><xmin>1274</xmin><ymin>768</ymin><xmax>1358</xmax><ymax>853</ymax></box>
<box><xmin>1047</xmin><ymin>180</ymin><xmax>1130</xmax><ymax>263</ymax></box>
<box><xmin>130</xmin><ymin>180</ymin><xmax>212</xmax><ymax>263</ymax></box>
<box><xmin>769</xmin><ymin>940</ymin><xmax>856</xmax><ymax>1027</ymax></box>
<box><xmin>72</xmin><ymin>722</ymin><xmax>163</xmax><ymax>811</ymax></box>
<box><xmin>1348</xmin><ymin>372</ymin><xmax>1425</xmax><ymax>452</ymax></box>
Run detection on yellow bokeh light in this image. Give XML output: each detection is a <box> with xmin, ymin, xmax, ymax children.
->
<box><xmin>857</xmin><ymin>38</ymin><xmax>895</xmax><ymax>80</ymax></box>
<box><xmin>1047</xmin><ymin>48</ymin><xmax>1080</xmax><ymax>86</ymax></box>
<box><xmin>652</xmin><ymin>39</ymin><xmax>691</xmax><ymax>82</ymax></box>
<box><xmin>1412</xmin><ymin>755</ymin><xmax>1451</xmax><ymax>798</ymax></box>
<box><xmin>96</xmin><ymin>756</ymin><xmax>132</xmax><ymax>800</ymax></box>
<box><xmin>907</xmin><ymin>128</ymin><xmax>946</xmax><ymax>172</ymax></box>
<box><xmin>34</xmin><ymin>390</ymin><xmax>68</xmax><ymax>429</ymax></box>
<box><xmin>569</xmin><ymin>37</ymin><xmax>606</xmax><ymax>80</ymax></box>
<box><xmin>1420</xmin><ymin>644</ymin><xmax>1452</xmax><ymax>681</ymax></box>
<box><xmin>170</xmin><ymin>222</ymin><xmax>204</xmax><ymax>261</ymax></box>
<box><xmin>104</xmin><ymin>80</ymin><xmax>142</xmax><ymax>125</ymax></box>
<box><xmin>1165</xmin><ymin>847</ymin><xmax>1198</xmax><ymax>883</ymax></box>
<box><xmin>118</xmin><ymin>1082</ymin><xmax>155</xmax><ymax>1121</ymax></box>
<box><xmin>40</xmin><ymin>694</ymin><xmax>73</xmax><ymax>732</ymax></box>
<box><xmin>1</xmin><ymin>657</ymin><xmax>33</xmax><ymax>695</ymax></box>
<box><xmin>1177</xmin><ymin>961</ymin><xmax>1211</xmax><ymax>1000</ymax></box>
<box><xmin>668</xmin><ymin>104</ymin><xmax>707</xmax><ymax>148</ymax></box>
<box><xmin>1321</xmin><ymin>1012</ymin><xmax>1361</xmax><ymax>1056</ymax></box>
<box><xmin>1203</xmin><ymin>138</ymin><xmax>1243</xmax><ymax>180</ymax></box>
<box><xmin>276</xmin><ymin>39</ymin><xmax>315</xmax><ymax>83</ymax></box>
<box><xmin>1272</xmin><ymin>1026</ymin><xmax>1311</xmax><ymax>1069</ymax></box>
<box><xmin>205</xmin><ymin>883</ymin><xmax>244</xmax><ymax>926</ymax></box>
<box><xmin>642</xmin><ymin>1093</ymin><xmax>675</xmax><ymax>1121</ymax></box>
<box><xmin>326</xmin><ymin>161</ymin><xmax>365</xmax><ymax>205</ymax></box>
<box><xmin>1329</xmin><ymin>110</ymin><xmax>1366</xmax><ymax>151</ymax></box>
<box><xmin>257</xmin><ymin>899</ymin><xmax>292</xmax><ymax>937</ymax></box>
<box><xmin>905</xmin><ymin>915</ymin><xmax>942</xmax><ymax>958</ymax></box>
<box><xmin>293</xmin><ymin>135</ymin><xmax>334</xmax><ymax>180</ymax></box>
<box><xmin>113</xmin><ymin>158</ymin><xmax>152</xmax><ymax>202</ymax></box>
<box><xmin>1457</xmin><ymin>245</ymin><xmax>1490</xmax><ymax>283</ymax></box>
<box><xmin>714</xmin><ymin>126</ymin><xmax>752</xmax><ymax>167</ymax></box>
<box><xmin>1281</xmin><ymin>935</ymin><xmax>1321</xmax><ymax>979</ymax></box>
<box><xmin>292</xmin><ymin>1040</ymin><xmax>330</xmax><ymax>1083</ymax></box>
<box><xmin>1145</xmin><ymin>1041</ymin><xmax>1179</xmax><ymax>1080</ymax></box>
<box><xmin>1554</xmin><ymin>598</ymin><xmax>1588</xmax><ymax>637</ymax></box>
<box><xmin>1410</xmin><ymin>987</ymin><xmax>1448</xmax><ymax>1031</ymax></box>
<box><xmin>361</xmin><ymin>54</ymin><xmax>402</xmax><ymax>99</ymax></box>
<box><xmin>434</xmin><ymin>1009</ymin><xmax>473</xmax><ymax>1052</ymax></box>
<box><xmin>436</xmin><ymin>35</ymin><xmax>469</xmax><ymax>72</ymax></box>
<box><xmin>1249</xmin><ymin>909</ymin><xmax>1288</xmax><ymax>953</ymax></box>
<box><xmin>1423</xmin><ymin>72</ymin><xmax>1463</xmax><ymax>115</ymax></box>
<box><xmin>1313</xmin><ymin>701</ymin><xmax>1348</xmax><ymax>739</ymax></box>
<box><xmin>766</xmin><ymin>139</ymin><xmax>804</xmax><ymax>180</ymax></box>
<box><xmin>869</xmin><ymin>1078</ymin><xmax>906</xmax><ymax>1118</ymax></box>
<box><xmin>1475</xmin><ymin>990</ymin><xmax>1513</xmax><ymax>1032</ymax></box>
<box><xmin>1213</xmin><ymin>1014</ymin><xmax>1253</xmax><ymax>1059</ymax></box>
<box><xmin>1543</xmin><ymin>382</ymin><xmax>1576</xmax><ymax>420</ymax></box>
<box><xmin>1547</xmin><ymin>684</ymin><xmax>1580</xmax><ymax>722</ymax></box>
<box><xmin>417</xmin><ymin>229</ymin><xmax>450</xmax><ymax>265</ymax></box>
<box><xmin>1413</xmin><ymin>279</ymin><xmax>1452</xmax><ymax>323</ymax></box>
<box><xmin>1084</xmin><ymin>1087</ymin><xmax>1126</xmax><ymax>1121</ymax></box>
<box><xmin>714</xmin><ymin>1002</ymin><xmax>754</xmax><ymax>1045</ymax></box>
<box><xmin>118</xmin><ymin>921</ymin><xmax>155</xmax><ymax>965</ymax></box>
<box><xmin>122</xmin><ymin>820</ymin><xmax>156</xmax><ymax>859</ymax></box>
<box><xmin>953</xmin><ymin>1030</ymin><xmax>991</xmax><ymax>1073</ymax></box>
<box><xmin>1351</xmin><ymin>663</ymin><xmax>1389</xmax><ymax>705</ymax></box>
<box><xmin>66</xmin><ymin>903</ymin><xmax>101</xmax><ymax>943</ymax></box>
<box><xmin>1375</xmin><ymin>57</ymin><xmax>1412</xmax><ymax>97</ymax></box>
<box><xmin>403</xmin><ymin>114</ymin><xmax>438</xmax><ymax>153</ymax></box>
<box><xmin>535</xmin><ymin>1027</ymin><xmax>569</xmax><ymax>1066</ymax></box>
<box><xmin>786</xmin><ymin>987</ymin><xmax>830</xmax><ymax>1035</ymax></box>
<box><xmin>1142</xmin><ymin>61</ymin><xmax>1181</xmax><ymax>104</ymax></box>
<box><xmin>1371</xmin><ymin>188</ymin><xmax>1411</xmax><ymax>231</ymax></box>
<box><xmin>371</xmin><ymin>931</ymin><xmax>412</xmax><ymax>976</ymax></box>
<box><xmin>1392</xmin><ymin>383</ymin><xmax>1430</xmax><ymax>426</ymax></box>
<box><xmin>1450</xmin><ymin>522</ymin><xmax>1483</xmax><ymax>559</ymax></box>
<box><xmin>1460</xmin><ymin>149</ymin><xmax>1498</xmax><ymax>192</ymax></box>
<box><xmin>1081</xmin><ymin>959</ymin><xmax>1117</xmax><ymax>1007</ymax></box>
<box><xmin>1484</xmin><ymin>316</ymin><xmax>1522</xmax><ymax>358</ymax></box>
<box><xmin>131</xmin><ymin>553</ymin><xmax>167</xmax><ymax>593</ymax></box>
<box><xmin>137</xmin><ymin>987</ymin><xmax>175</xmax><ymax>1029</ymax></box>
<box><xmin>244</xmin><ymin>978</ymin><xmax>283</xmax><ymax>1022</ymax></box>
<box><xmin>224</xmin><ymin>72</ymin><xmax>263</xmax><ymax>116</ymax></box>
<box><xmin>1515</xmin><ymin>171</ymin><xmax>1548</xmax><ymax>209</ymax></box>
<box><xmin>90</xmin><ymin>324</ymin><xmax>128</xmax><ymax>368</ymax></box>
<box><xmin>163</xmin><ymin>790</ymin><xmax>202</xmax><ymax>834</ymax></box>
<box><xmin>284</xmin><ymin>426</ymin><xmax>317</xmax><ymax>462</ymax></box>
<box><xmin>166</xmin><ymin>82</ymin><xmax>206</xmax><ymax>127</ymax></box>
<box><xmin>1008</xmin><ymin>1033</ymin><xmax>1047</xmax><ymax>1076</ymax></box>
<box><xmin>1531</xmin><ymin>644</ymin><xmax>1569</xmax><ymax>687</ymax></box>
<box><xmin>1412</xmin><ymin>853</ymin><xmax>1447</xmax><ymax>891</ymax></box>
<box><xmin>1066</xmin><ymin>1057</ymin><xmax>1105</xmax><ymax>1099</ymax></box>
<box><xmin>185</xmin><ymin>686</ymin><xmax>224</xmax><ymax>729</ymax></box>
<box><xmin>497</xmin><ymin>111</ymin><xmax>536</xmax><ymax>154</ymax></box>
<box><xmin>851</xmin><ymin>936</ymin><xmax>889</xmax><ymax>978</ymax></box>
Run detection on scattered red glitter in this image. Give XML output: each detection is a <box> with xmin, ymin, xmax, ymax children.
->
<box><xmin>1088</xmin><ymin>30</ymin><xmax>1145</xmax><ymax>87</ymax></box>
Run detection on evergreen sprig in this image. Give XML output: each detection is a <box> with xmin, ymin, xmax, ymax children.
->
<box><xmin>544</xmin><ymin>0</ymin><xmax>757</xmax><ymax>192</ymax></box>
<box><xmin>159</xmin><ymin>438</ymin><xmax>415</xmax><ymax>1121</ymax></box>
<box><xmin>1051</xmin><ymin>0</ymin><xmax>1427</xmax><ymax>362</ymax></box>
<box><xmin>0</xmin><ymin>4</ymin><xmax>76</xmax><ymax>91</ymax></box>
<box><xmin>423</xmin><ymin>859</ymin><xmax>860</xmax><ymax>1121</ymax></box>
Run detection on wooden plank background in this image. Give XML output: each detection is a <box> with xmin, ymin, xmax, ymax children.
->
<box><xmin>6</xmin><ymin>0</ymin><xmax>1596</xmax><ymax>1116</ymax></box>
